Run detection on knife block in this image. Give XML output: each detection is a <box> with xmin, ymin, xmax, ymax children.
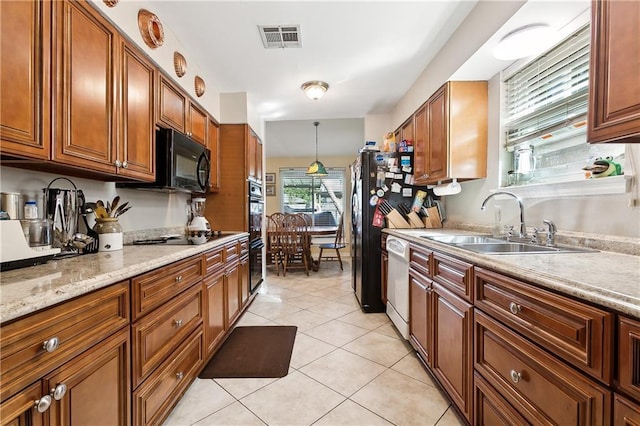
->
<box><xmin>385</xmin><ymin>209</ymin><xmax>411</xmax><ymax>228</ymax></box>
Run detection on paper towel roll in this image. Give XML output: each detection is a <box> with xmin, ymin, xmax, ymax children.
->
<box><xmin>433</xmin><ymin>179</ymin><xmax>461</xmax><ymax>196</ymax></box>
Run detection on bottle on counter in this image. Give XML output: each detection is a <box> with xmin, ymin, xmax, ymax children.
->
<box><xmin>24</xmin><ymin>200</ymin><xmax>38</xmax><ymax>219</ymax></box>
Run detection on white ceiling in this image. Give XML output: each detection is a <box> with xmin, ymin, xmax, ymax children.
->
<box><xmin>150</xmin><ymin>0</ymin><xmax>590</xmax><ymax>158</ymax></box>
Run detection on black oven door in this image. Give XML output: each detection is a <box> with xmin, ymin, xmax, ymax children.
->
<box><xmin>249</xmin><ymin>238</ymin><xmax>264</xmax><ymax>293</ymax></box>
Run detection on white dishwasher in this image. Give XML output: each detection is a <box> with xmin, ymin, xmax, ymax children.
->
<box><xmin>386</xmin><ymin>236</ymin><xmax>410</xmax><ymax>339</ymax></box>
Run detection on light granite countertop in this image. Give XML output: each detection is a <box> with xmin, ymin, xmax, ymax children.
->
<box><xmin>385</xmin><ymin>229</ymin><xmax>640</xmax><ymax>319</ymax></box>
<box><xmin>0</xmin><ymin>233</ymin><xmax>248</xmax><ymax>324</ymax></box>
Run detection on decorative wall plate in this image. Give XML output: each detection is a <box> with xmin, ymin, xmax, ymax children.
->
<box><xmin>194</xmin><ymin>76</ymin><xmax>206</xmax><ymax>97</ymax></box>
<box><xmin>137</xmin><ymin>9</ymin><xmax>164</xmax><ymax>49</ymax></box>
<box><xmin>173</xmin><ymin>52</ymin><xmax>187</xmax><ymax>78</ymax></box>
<box><xmin>103</xmin><ymin>0</ymin><xmax>118</xmax><ymax>7</ymax></box>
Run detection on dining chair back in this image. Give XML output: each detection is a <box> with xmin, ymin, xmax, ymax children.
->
<box><xmin>279</xmin><ymin>214</ymin><xmax>310</xmax><ymax>276</ymax></box>
<box><xmin>266</xmin><ymin>216</ymin><xmax>283</xmax><ymax>275</ymax></box>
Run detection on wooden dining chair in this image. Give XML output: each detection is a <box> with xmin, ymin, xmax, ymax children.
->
<box><xmin>279</xmin><ymin>213</ymin><xmax>310</xmax><ymax>276</ymax></box>
<box><xmin>316</xmin><ymin>213</ymin><xmax>346</xmax><ymax>270</ymax></box>
<box><xmin>266</xmin><ymin>216</ymin><xmax>283</xmax><ymax>275</ymax></box>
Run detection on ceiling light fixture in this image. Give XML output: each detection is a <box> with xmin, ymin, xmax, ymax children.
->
<box><xmin>301</xmin><ymin>81</ymin><xmax>329</xmax><ymax>101</ymax></box>
<box><xmin>306</xmin><ymin>121</ymin><xmax>328</xmax><ymax>177</ymax></box>
<box><xmin>493</xmin><ymin>24</ymin><xmax>553</xmax><ymax>60</ymax></box>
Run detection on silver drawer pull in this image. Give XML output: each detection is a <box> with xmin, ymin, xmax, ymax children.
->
<box><xmin>43</xmin><ymin>337</ymin><xmax>60</xmax><ymax>353</ymax></box>
<box><xmin>35</xmin><ymin>395</ymin><xmax>52</xmax><ymax>413</ymax></box>
<box><xmin>510</xmin><ymin>369</ymin><xmax>522</xmax><ymax>384</ymax></box>
<box><xmin>508</xmin><ymin>302</ymin><xmax>522</xmax><ymax>315</ymax></box>
<box><xmin>52</xmin><ymin>383</ymin><xmax>67</xmax><ymax>400</ymax></box>
<box><xmin>175</xmin><ymin>275</ymin><xmax>183</xmax><ymax>283</ymax></box>
<box><xmin>176</xmin><ymin>371</ymin><xmax>184</xmax><ymax>380</ymax></box>
<box><xmin>173</xmin><ymin>319</ymin><xmax>183</xmax><ymax>327</ymax></box>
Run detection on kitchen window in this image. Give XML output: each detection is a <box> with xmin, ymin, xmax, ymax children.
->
<box><xmin>501</xmin><ymin>23</ymin><xmax>625</xmax><ymax>190</ymax></box>
<box><xmin>279</xmin><ymin>168</ymin><xmax>345</xmax><ymax>226</ymax></box>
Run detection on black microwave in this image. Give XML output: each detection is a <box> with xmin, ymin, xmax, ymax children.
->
<box><xmin>118</xmin><ymin>128</ymin><xmax>210</xmax><ymax>193</ymax></box>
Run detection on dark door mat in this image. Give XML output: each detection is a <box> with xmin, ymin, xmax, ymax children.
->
<box><xmin>199</xmin><ymin>326</ymin><xmax>298</xmax><ymax>379</ymax></box>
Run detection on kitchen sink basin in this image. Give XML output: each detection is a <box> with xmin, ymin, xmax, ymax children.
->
<box><xmin>419</xmin><ymin>234</ymin><xmax>598</xmax><ymax>254</ymax></box>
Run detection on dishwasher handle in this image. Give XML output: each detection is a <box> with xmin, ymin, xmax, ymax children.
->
<box><xmin>386</xmin><ymin>237</ymin><xmax>410</xmax><ymax>259</ymax></box>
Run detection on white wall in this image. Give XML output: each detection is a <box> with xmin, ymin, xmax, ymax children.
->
<box><xmin>364</xmin><ymin>114</ymin><xmax>392</xmax><ymax>147</ymax></box>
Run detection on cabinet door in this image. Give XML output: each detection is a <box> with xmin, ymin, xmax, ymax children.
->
<box><xmin>240</xmin><ymin>255</ymin><xmax>250</xmax><ymax>307</ymax></box>
<box><xmin>247</xmin><ymin>130</ymin><xmax>258</xmax><ymax>179</ymax></box>
<box><xmin>400</xmin><ymin>117</ymin><xmax>414</xmax><ymax>144</ymax></box>
<box><xmin>45</xmin><ymin>327</ymin><xmax>130</xmax><ymax>426</ymax></box>
<box><xmin>618</xmin><ymin>316</ymin><xmax>640</xmax><ymax>401</ymax></box>
<box><xmin>52</xmin><ymin>0</ymin><xmax>118</xmax><ymax>173</ymax></box>
<box><xmin>158</xmin><ymin>75</ymin><xmax>186</xmax><ymax>133</ymax></box>
<box><xmin>204</xmin><ymin>272</ymin><xmax>226</xmax><ymax>357</ymax></box>
<box><xmin>255</xmin><ymin>136</ymin><xmax>263</xmax><ymax>182</ymax></box>
<box><xmin>188</xmin><ymin>101</ymin><xmax>207</xmax><ymax>145</ymax></box>
<box><xmin>0</xmin><ymin>381</ymin><xmax>44</xmax><ymax>426</ymax></box>
<box><xmin>614</xmin><ymin>393</ymin><xmax>640</xmax><ymax>426</ymax></box>
<box><xmin>207</xmin><ymin>118</ymin><xmax>220</xmax><ymax>192</ymax></box>
<box><xmin>413</xmin><ymin>105</ymin><xmax>428</xmax><ymax>183</ymax></box>
<box><xmin>119</xmin><ymin>40</ymin><xmax>155</xmax><ymax>181</ymax></box>
<box><xmin>226</xmin><ymin>262</ymin><xmax>241</xmax><ymax>326</ymax></box>
<box><xmin>409</xmin><ymin>269</ymin><xmax>431</xmax><ymax>366</ymax></box>
<box><xmin>588</xmin><ymin>0</ymin><xmax>640</xmax><ymax>144</ymax></box>
<box><xmin>427</xmin><ymin>85</ymin><xmax>448</xmax><ymax>182</ymax></box>
<box><xmin>474</xmin><ymin>372</ymin><xmax>528</xmax><ymax>426</ymax></box>
<box><xmin>0</xmin><ymin>0</ymin><xmax>51</xmax><ymax>160</ymax></box>
<box><xmin>432</xmin><ymin>282</ymin><xmax>473</xmax><ymax>422</ymax></box>
<box><xmin>381</xmin><ymin>251</ymin><xmax>388</xmax><ymax>305</ymax></box>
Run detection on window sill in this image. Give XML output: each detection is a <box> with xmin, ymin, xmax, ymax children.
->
<box><xmin>492</xmin><ymin>174</ymin><xmax>632</xmax><ymax>199</ymax></box>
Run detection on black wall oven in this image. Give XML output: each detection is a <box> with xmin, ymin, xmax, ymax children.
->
<box><xmin>248</xmin><ymin>181</ymin><xmax>264</xmax><ymax>293</ymax></box>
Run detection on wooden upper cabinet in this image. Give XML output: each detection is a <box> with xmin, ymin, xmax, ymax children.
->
<box><xmin>52</xmin><ymin>0</ymin><xmax>119</xmax><ymax>173</ymax></box>
<box><xmin>414</xmin><ymin>81</ymin><xmax>488</xmax><ymax>185</ymax></box>
<box><xmin>400</xmin><ymin>117</ymin><xmax>414</xmax><ymax>144</ymax></box>
<box><xmin>588</xmin><ymin>0</ymin><xmax>640</xmax><ymax>143</ymax></box>
<box><xmin>255</xmin><ymin>135</ymin><xmax>263</xmax><ymax>182</ymax></box>
<box><xmin>158</xmin><ymin>74</ymin><xmax>187</xmax><ymax>133</ymax></box>
<box><xmin>0</xmin><ymin>0</ymin><xmax>51</xmax><ymax>160</ymax></box>
<box><xmin>119</xmin><ymin>40</ymin><xmax>155</xmax><ymax>181</ymax></box>
<box><xmin>208</xmin><ymin>118</ymin><xmax>220</xmax><ymax>192</ymax></box>
<box><xmin>247</xmin><ymin>130</ymin><xmax>258</xmax><ymax>179</ymax></box>
<box><xmin>187</xmin><ymin>101</ymin><xmax>208</xmax><ymax>145</ymax></box>
<box><xmin>413</xmin><ymin>105</ymin><xmax>428</xmax><ymax>182</ymax></box>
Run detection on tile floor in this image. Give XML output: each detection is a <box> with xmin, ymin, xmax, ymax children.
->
<box><xmin>164</xmin><ymin>260</ymin><xmax>464</xmax><ymax>426</ymax></box>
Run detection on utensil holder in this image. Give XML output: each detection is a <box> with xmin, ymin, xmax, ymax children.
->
<box><xmin>94</xmin><ymin>218</ymin><xmax>123</xmax><ymax>252</ymax></box>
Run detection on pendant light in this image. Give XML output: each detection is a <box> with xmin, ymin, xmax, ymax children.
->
<box><xmin>306</xmin><ymin>121</ymin><xmax>328</xmax><ymax>177</ymax></box>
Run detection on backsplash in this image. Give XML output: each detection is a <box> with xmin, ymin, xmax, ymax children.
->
<box><xmin>0</xmin><ymin>166</ymin><xmax>192</xmax><ymax>232</ymax></box>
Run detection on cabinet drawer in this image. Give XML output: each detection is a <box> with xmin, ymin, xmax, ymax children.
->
<box><xmin>0</xmin><ymin>282</ymin><xmax>129</xmax><ymax>402</ymax></box>
<box><xmin>133</xmin><ymin>327</ymin><xmax>204</xmax><ymax>426</ymax></box>
<box><xmin>224</xmin><ymin>241</ymin><xmax>240</xmax><ymax>263</ymax></box>
<box><xmin>131</xmin><ymin>255</ymin><xmax>203</xmax><ymax>320</ymax></box>
<box><xmin>409</xmin><ymin>244</ymin><xmax>431</xmax><ymax>277</ymax></box>
<box><xmin>474</xmin><ymin>372</ymin><xmax>528</xmax><ymax>426</ymax></box>
<box><xmin>618</xmin><ymin>316</ymin><xmax>640</xmax><ymax>401</ymax></box>
<box><xmin>132</xmin><ymin>284</ymin><xmax>203</xmax><ymax>388</ymax></box>
<box><xmin>475</xmin><ymin>267</ymin><xmax>613</xmax><ymax>384</ymax></box>
<box><xmin>474</xmin><ymin>311</ymin><xmax>611</xmax><ymax>425</ymax></box>
<box><xmin>240</xmin><ymin>238</ymin><xmax>249</xmax><ymax>256</ymax></box>
<box><xmin>204</xmin><ymin>246</ymin><xmax>224</xmax><ymax>276</ymax></box>
<box><xmin>432</xmin><ymin>251</ymin><xmax>473</xmax><ymax>302</ymax></box>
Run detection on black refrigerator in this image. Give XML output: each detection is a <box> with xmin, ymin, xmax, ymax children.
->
<box><xmin>351</xmin><ymin>150</ymin><xmax>425</xmax><ymax>312</ymax></box>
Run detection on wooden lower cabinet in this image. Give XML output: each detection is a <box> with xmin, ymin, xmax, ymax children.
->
<box><xmin>475</xmin><ymin>310</ymin><xmax>611</xmax><ymax>425</ymax></box>
<box><xmin>226</xmin><ymin>260</ymin><xmax>241</xmax><ymax>326</ymax></box>
<box><xmin>0</xmin><ymin>382</ymin><xmax>45</xmax><ymax>426</ymax></box>
<box><xmin>133</xmin><ymin>328</ymin><xmax>204</xmax><ymax>426</ymax></box>
<box><xmin>618</xmin><ymin>316</ymin><xmax>640</xmax><ymax>401</ymax></box>
<box><xmin>409</xmin><ymin>268</ymin><xmax>431</xmax><ymax>366</ymax></box>
<box><xmin>474</xmin><ymin>372</ymin><xmax>528</xmax><ymax>426</ymax></box>
<box><xmin>614</xmin><ymin>393</ymin><xmax>640</xmax><ymax>426</ymax></box>
<box><xmin>432</xmin><ymin>281</ymin><xmax>473</xmax><ymax>422</ymax></box>
<box><xmin>45</xmin><ymin>327</ymin><xmax>130</xmax><ymax>426</ymax></box>
<box><xmin>240</xmin><ymin>255</ymin><xmax>250</xmax><ymax>308</ymax></box>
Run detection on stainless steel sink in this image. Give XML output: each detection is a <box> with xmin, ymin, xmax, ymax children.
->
<box><xmin>420</xmin><ymin>234</ymin><xmax>598</xmax><ymax>254</ymax></box>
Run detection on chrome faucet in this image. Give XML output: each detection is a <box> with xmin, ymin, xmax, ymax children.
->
<box><xmin>543</xmin><ymin>219</ymin><xmax>557</xmax><ymax>246</ymax></box>
<box><xmin>480</xmin><ymin>191</ymin><xmax>527</xmax><ymax>238</ymax></box>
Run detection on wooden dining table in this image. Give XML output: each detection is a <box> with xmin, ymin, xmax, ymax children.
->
<box><xmin>267</xmin><ymin>225</ymin><xmax>339</xmax><ymax>272</ymax></box>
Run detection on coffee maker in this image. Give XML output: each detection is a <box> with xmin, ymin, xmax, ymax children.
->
<box><xmin>187</xmin><ymin>198</ymin><xmax>211</xmax><ymax>244</ymax></box>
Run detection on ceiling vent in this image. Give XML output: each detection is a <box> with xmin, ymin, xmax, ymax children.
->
<box><xmin>258</xmin><ymin>25</ymin><xmax>301</xmax><ymax>48</ymax></box>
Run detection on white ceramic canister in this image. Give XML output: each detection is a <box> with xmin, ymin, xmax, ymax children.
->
<box><xmin>94</xmin><ymin>218</ymin><xmax>123</xmax><ymax>251</ymax></box>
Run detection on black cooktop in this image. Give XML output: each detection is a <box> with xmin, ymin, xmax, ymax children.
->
<box><xmin>132</xmin><ymin>231</ymin><xmax>224</xmax><ymax>245</ymax></box>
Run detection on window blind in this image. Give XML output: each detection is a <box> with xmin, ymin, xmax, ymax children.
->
<box><xmin>279</xmin><ymin>168</ymin><xmax>345</xmax><ymax>222</ymax></box>
<box><xmin>504</xmin><ymin>24</ymin><xmax>590</xmax><ymax>150</ymax></box>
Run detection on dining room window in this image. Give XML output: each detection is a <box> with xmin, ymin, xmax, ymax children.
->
<box><xmin>279</xmin><ymin>168</ymin><xmax>345</xmax><ymax>226</ymax></box>
<box><xmin>502</xmin><ymin>23</ymin><xmax>625</xmax><ymax>187</ymax></box>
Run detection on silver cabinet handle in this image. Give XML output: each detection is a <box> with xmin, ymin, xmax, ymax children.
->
<box><xmin>122</xmin><ymin>161</ymin><xmax>128</xmax><ymax>169</ymax></box>
<box><xmin>176</xmin><ymin>371</ymin><xmax>184</xmax><ymax>380</ymax></box>
<box><xmin>173</xmin><ymin>319</ymin><xmax>183</xmax><ymax>327</ymax></box>
<box><xmin>175</xmin><ymin>275</ymin><xmax>183</xmax><ymax>283</ymax></box>
<box><xmin>52</xmin><ymin>383</ymin><xmax>67</xmax><ymax>400</ymax></box>
<box><xmin>43</xmin><ymin>337</ymin><xmax>60</xmax><ymax>353</ymax></box>
<box><xmin>510</xmin><ymin>370</ymin><xmax>522</xmax><ymax>384</ymax></box>
<box><xmin>114</xmin><ymin>160</ymin><xmax>122</xmax><ymax>168</ymax></box>
<box><xmin>35</xmin><ymin>395</ymin><xmax>52</xmax><ymax>413</ymax></box>
<box><xmin>509</xmin><ymin>302</ymin><xmax>522</xmax><ymax>315</ymax></box>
